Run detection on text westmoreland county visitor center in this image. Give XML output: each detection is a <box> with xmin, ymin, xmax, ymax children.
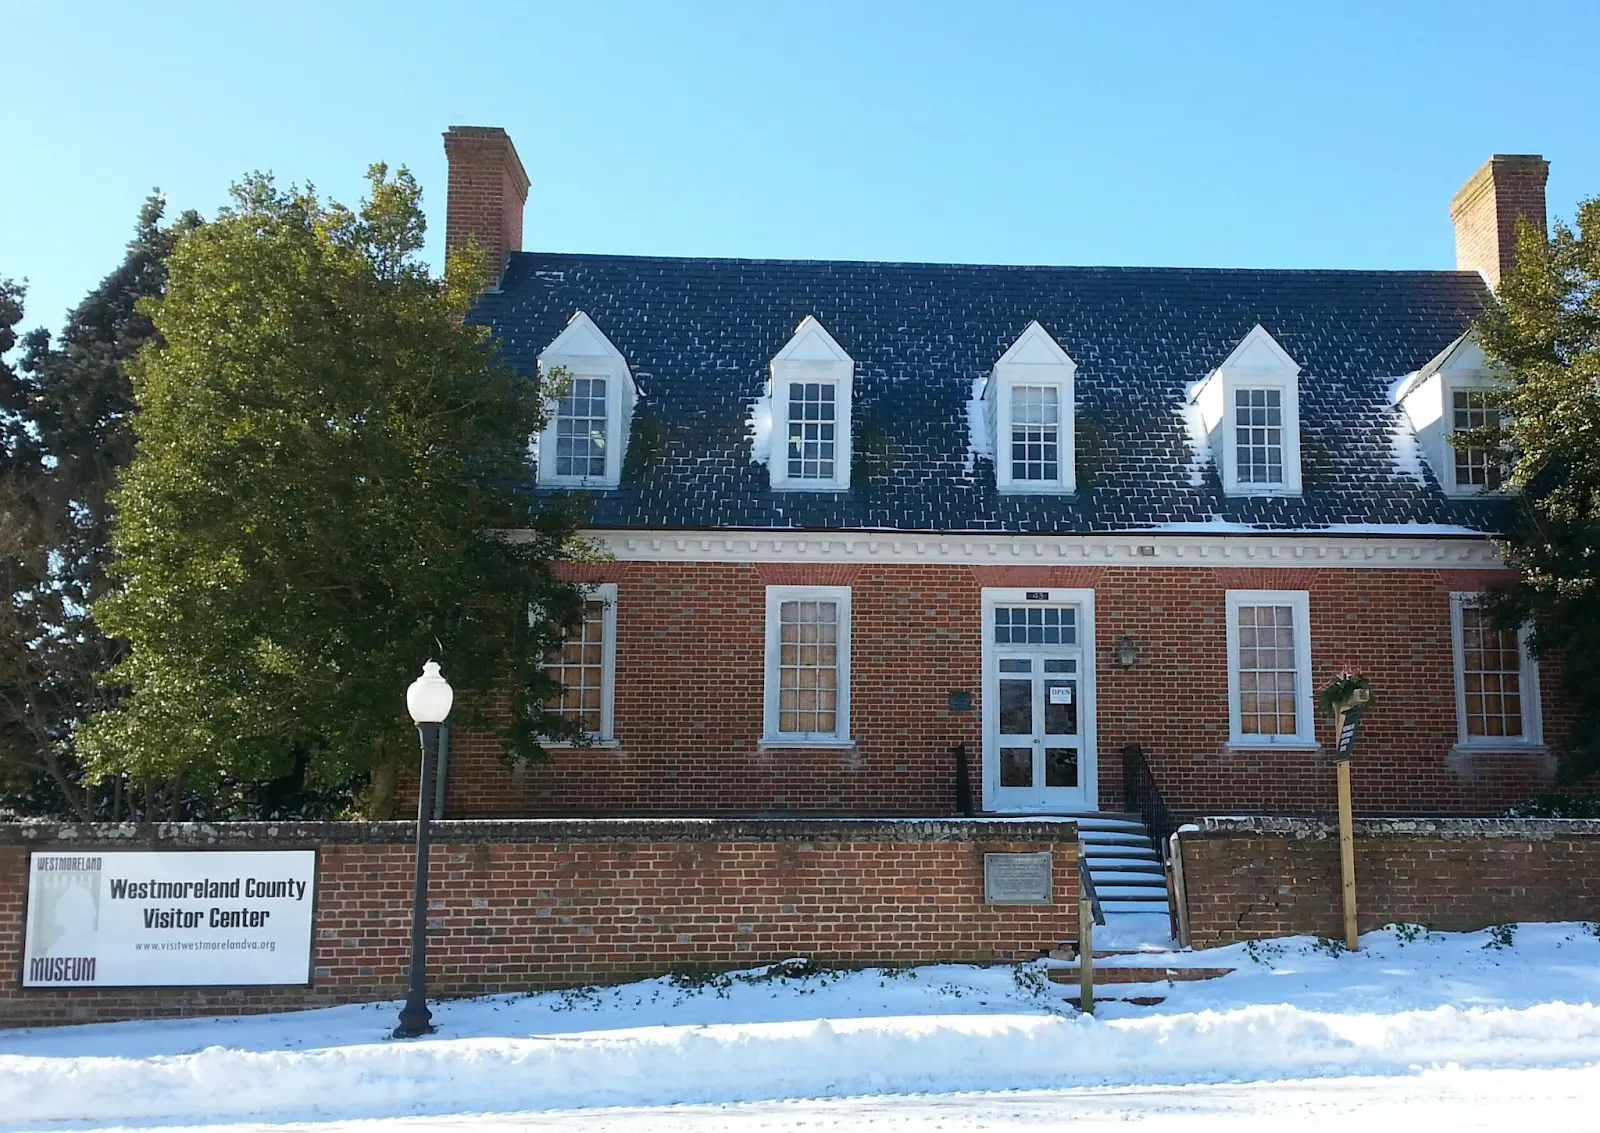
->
<box><xmin>23</xmin><ymin>850</ymin><xmax>316</xmax><ymax>987</ymax></box>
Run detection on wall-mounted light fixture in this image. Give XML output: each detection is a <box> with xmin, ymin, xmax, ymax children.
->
<box><xmin>1114</xmin><ymin>635</ymin><xmax>1139</xmax><ymax>670</ymax></box>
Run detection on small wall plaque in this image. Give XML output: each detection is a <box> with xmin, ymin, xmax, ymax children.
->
<box><xmin>983</xmin><ymin>851</ymin><xmax>1054</xmax><ymax>904</ymax></box>
<box><xmin>1025</xmin><ymin>590</ymin><xmax>1050</xmax><ymax>601</ymax></box>
<box><xmin>947</xmin><ymin>691</ymin><xmax>972</xmax><ymax>713</ymax></box>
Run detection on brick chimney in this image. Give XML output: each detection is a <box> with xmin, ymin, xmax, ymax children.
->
<box><xmin>442</xmin><ymin>126</ymin><xmax>530</xmax><ymax>291</ymax></box>
<box><xmin>1449</xmin><ymin>154</ymin><xmax>1548</xmax><ymax>289</ymax></box>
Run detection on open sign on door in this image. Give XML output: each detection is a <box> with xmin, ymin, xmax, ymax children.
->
<box><xmin>1048</xmin><ymin>685</ymin><xmax>1074</xmax><ymax>705</ymax></box>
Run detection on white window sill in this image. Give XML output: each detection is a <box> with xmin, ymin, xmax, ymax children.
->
<box><xmin>538</xmin><ymin>479</ymin><xmax>621</xmax><ymax>491</ymax></box>
<box><xmin>1222</xmin><ymin>739</ymin><xmax>1322</xmax><ymax>754</ymax></box>
<box><xmin>998</xmin><ymin>484</ymin><xmax>1075</xmax><ymax>495</ymax></box>
<box><xmin>1449</xmin><ymin>742</ymin><xmax>1548</xmax><ymax>758</ymax></box>
<box><xmin>770</xmin><ymin>482</ymin><xmax>850</xmax><ymax>493</ymax></box>
<box><xmin>1221</xmin><ymin>487</ymin><xmax>1301</xmax><ymax>498</ymax></box>
<box><xmin>758</xmin><ymin>737</ymin><xmax>857</xmax><ymax>750</ymax></box>
<box><xmin>539</xmin><ymin>738</ymin><xmax>622</xmax><ymax>749</ymax></box>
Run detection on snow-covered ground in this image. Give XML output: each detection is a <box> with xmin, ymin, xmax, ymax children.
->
<box><xmin>5</xmin><ymin>922</ymin><xmax>1600</xmax><ymax>1131</ymax></box>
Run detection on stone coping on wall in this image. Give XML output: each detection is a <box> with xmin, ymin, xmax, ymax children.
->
<box><xmin>0</xmin><ymin>816</ymin><xmax>1080</xmax><ymax>848</ymax></box>
<box><xmin>1185</xmin><ymin>815</ymin><xmax>1600</xmax><ymax>840</ymax></box>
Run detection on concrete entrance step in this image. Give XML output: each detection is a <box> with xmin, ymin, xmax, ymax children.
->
<box><xmin>1047</xmin><ymin>965</ymin><xmax>1234</xmax><ymax>986</ymax></box>
<box><xmin>1097</xmin><ymin>899</ymin><xmax>1171</xmax><ymax>916</ymax></box>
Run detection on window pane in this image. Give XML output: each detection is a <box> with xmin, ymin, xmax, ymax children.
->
<box><xmin>1460</xmin><ymin>606</ymin><xmax>1524</xmax><ymax>738</ymax></box>
<box><xmin>1235</xmin><ymin>604</ymin><xmax>1297</xmax><ymax>736</ymax></box>
<box><xmin>1000</xmin><ymin>747</ymin><xmax>1033</xmax><ymax>788</ymax></box>
<box><xmin>554</xmin><ymin>377</ymin><xmax>609</xmax><ymax>478</ymax></box>
<box><xmin>1010</xmin><ymin>385</ymin><xmax>1060</xmax><ymax>482</ymax></box>
<box><xmin>1452</xmin><ymin>389</ymin><xmax>1502</xmax><ymax>489</ymax></box>
<box><xmin>998</xmin><ymin>679</ymin><xmax>1032</xmax><ymax>735</ymax></box>
<box><xmin>545</xmin><ymin>599</ymin><xmax>609</xmax><ymax>734</ymax></box>
<box><xmin>1234</xmin><ymin>388</ymin><xmax>1284</xmax><ymax>485</ymax></box>
<box><xmin>1044</xmin><ymin>680</ymin><xmax>1077</xmax><ymax>735</ymax></box>
<box><xmin>786</xmin><ymin>382</ymin><xmax>837</xmax><ymax>480</ymax></box>
<box><xmin>1045</xmin><ymin>747</ymin><xmax>1078</xmax><ymax>788</ymax></box>
<box><xmin>777</xmin><ymin>598</ymin><xmax>841</xmax><ymax>734</ymax></box>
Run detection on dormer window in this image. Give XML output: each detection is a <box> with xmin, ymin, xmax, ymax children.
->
<box><xmin>983</xmin><ymin>321</ymin><xmax>1077</xmax><ymax>493</ymax></box>
<box><xmin>1451</xmin><ymin>388</ymin><xmax>1502</xmax><ymax>490</ymax></box>
<box><xmin>768</xmin><ymin>316</ymin><xmax>853</xmax><ymax>491</ymax></box>
<box><xmin>1393</xmin><ymin>332</ymin><xmax>1508</xmax><ymax>497</ymax></box>
<box><xmin>536</xmin><ymin>312</ymin><xmax>636</xmax><ymax>489</ymax></box>
<box><xmin>1234</xmin><ymin>388</ymin><xmax>1285</xmax><ymax>485</ymax></box>
<box><xmin>786</xmin><ymin>381</ymin><xmax>838</xmax><ymax>480</ymax></box>
<box><xmin>1190</xmin><ymin>325</ymin><xmax>1302</xmax><ymax>496</ymax></box>
<box><xmin>554</xmin><ymin>377</ymin><xmax>610</xmax><ymax>478</ymax></box>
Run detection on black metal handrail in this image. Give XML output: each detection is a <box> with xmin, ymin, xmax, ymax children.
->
<box><xmin>1121</xmin><ymin>743</ymin><xmax>1178</xmax><ymax>861</ymax></box>
<box><xmin>1080</xmin><ymin>851</ymin><xmax>1106</xmax><ymax>926</ymax></box>
<box><xmin>952</xmin><ymin>743</ymin><xmax>975</xmax><ymax>817</ymax></box>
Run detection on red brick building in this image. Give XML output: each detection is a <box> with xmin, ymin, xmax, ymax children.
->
<box><xmin>441</xmin><ymin>128</ymin><xmax>1559</xmax><ymax>914</ymax></box>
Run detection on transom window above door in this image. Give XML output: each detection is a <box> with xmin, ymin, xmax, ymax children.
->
<box><xmin>993</xmin><ymin>605</ymin><xmax>1077</xmax><ymax>646</ymax></box>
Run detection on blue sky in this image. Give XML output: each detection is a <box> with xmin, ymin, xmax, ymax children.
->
<box><xmin>4</xmin><ymin>0</ymin><xmax>1598</xmax><ymax>336</ymax></box>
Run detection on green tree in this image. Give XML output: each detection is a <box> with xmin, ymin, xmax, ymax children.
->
<box><xmin>0</xmin><ymin>200</ymin><xmax>199</xmax><ymax>819</ymax></box>
<box><xmin>0</xmin><ymin>276</ymin><xmax>65</xmax><ymax>811</ymax></box>
<box><xmin>79</xmin><ymin>166</ymin><xmax>587</xmax><ymax>817</ymax></box>
<box><xmin>1475</xmin><ymin>199</ymin><xmax>1600</xmax><ymax>779</ymax></box>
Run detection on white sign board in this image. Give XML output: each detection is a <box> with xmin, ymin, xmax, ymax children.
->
<box><xmin>1049</xmin><ymin>685</ymin><xmax>1074</xmax><ymax>705</ymax></box>
<box><xmin>23</xmin><ymin>851</ymin><xmax>316</xmax><ymax>987</ymax></box>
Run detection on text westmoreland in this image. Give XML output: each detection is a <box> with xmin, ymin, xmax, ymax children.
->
<box><xmin>23</xmin><ymin>850</ymin><xmax>317</xmax><ymax>988</ymax></box>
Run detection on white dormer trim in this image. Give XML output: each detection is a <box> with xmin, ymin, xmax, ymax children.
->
<box><xmin>982</xmin><ymin>321</ymin><xmax>1077</xmax><ymax>494</ymax></box>
<box><xmin>1394</xmin><ymin>332</ymin><xmax>1505</xmax><ymax>497</ymax></box>
<box><xmin>536</xmin><ymin>311</ymin><xmax>637</xmax><ymax>489</ymax></box>
<box><xmin>768</xmin><ymin>316</ymin><xmax>854</xmax><ymax>491</ymax></box>
<box><xmin>1190</xmin><ymin>325</ymin><xmax>1302</xmax><ymax>496</ymax></box>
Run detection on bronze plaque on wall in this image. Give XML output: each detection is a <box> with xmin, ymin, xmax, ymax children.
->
<box><xmin>983</xmin><ymin>852</ymin><xmax>1054</xmax><ymax>904</ymax></box>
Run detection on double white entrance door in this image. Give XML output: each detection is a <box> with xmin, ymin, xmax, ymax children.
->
<box><xmin>981</xmin><ymin>590</ymin><xmax>1096</xmax><ymax>812</ymax></box>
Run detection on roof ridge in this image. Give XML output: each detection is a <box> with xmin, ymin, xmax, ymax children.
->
<box><xmin>508</xmin><ymin>250</ymin><xmax>1483</xmax><ymax>278</ymax></box>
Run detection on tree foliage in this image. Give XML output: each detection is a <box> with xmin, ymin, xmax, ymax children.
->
<box><xmin>1475</xmin><ymin>199</ymin><xmax>1600</xmax><ymax>778</ymax></box>
<box><xmin>0</xmin><ymin>200</ymin><xmax>199</xmax><ymax>818</ymax></box>
<box><xmin>78</xmin><ymin>167</ymin><xmax>587</xmax><ymax>816</ymax></box>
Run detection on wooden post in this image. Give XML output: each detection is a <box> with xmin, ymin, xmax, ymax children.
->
<box><xmin>1078</xmin><ymin>854</ymin><xmax>1094</xmax><ymax>1015</ymax></box>
<box><xmin>1335</xmin><ymin>711</ymin><xmax>1359</xmax><ymax>951</ymax></box>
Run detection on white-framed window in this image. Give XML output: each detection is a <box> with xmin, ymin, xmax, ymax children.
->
<box><xmin>1225</xmin><ymin>589</ymin><xmax>1315</xmax><ymax>746</ymax></box>
<box><xmin>1234</xmin><ymin>387</ymin><xmax>1285</xmax><ymax>485</ymax></box>
<box><xmin>768</xmin><ymin>317</ymin><xmax>853</xmax><ymax>491</ymax></box>
<box><xmin>763</xmin><ymin>585</ymin><xmax>851</xmax><ymax>744</ymax></box>
<box><xmin>1189</xmin><ymin>324</ymin><xmax>1302</xmax><ymax>496</ymax></box>
<box><xmin>1010</xmin><ymin>385</ymin><xmax>1062</xmax><ymax>483</ymax></box>
<box><xmin>1450</xmin><ymin>594</ymin><xmax>1540</xmax><ymax>747</ymax></box>
<box><xmin>785</xmin><ymin>380</ymin><xmax>838</xmax><ymax>481</ymax></box>
<box><xmin>984</xmin><ymin>321</ymin><xmax>1077</xmax><ymax>493</ymax></box>
<box><xmin>1447</xmin><ymin>383</ymin><xmax>1504</xmax><ymax>493</ymax></box>
<box><xmin>1393</xmin><ymin>333</ymin><xmax>1514</xmax><ymax>498</ymax></box>
<box><xmin>553</xmin><ymin>376</ymin><xmax>610</xmax><ymax>479</ymax></box>
<box><xmin>536</xmin><ymin>312</ymin><xmax>636</xmax><ymax>489</ymax></box>
<box><xmin>542</xmin><ymin>583</ymin><xmax>618</xmax><ymax>742</ymax></box>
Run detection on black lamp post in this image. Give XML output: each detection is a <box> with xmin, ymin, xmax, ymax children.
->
<box><xmin>393</xmin><ymin>660</ymin><xmax>453</xmax><ymax>1039</ymax></box>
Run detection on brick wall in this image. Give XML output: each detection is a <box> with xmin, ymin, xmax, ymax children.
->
<box><xmin>1177</xmin><ymin>816</ymin><xmax>1600</xmax><ymax>947</ymax></box>
<box><xmin>0</xmin><ymin>819</ymin><xmax>1077</xmax><ymax>1029</ymax></box>
<box><xmin>1450</xmin><ymin>154</ymin><xmax>1549</xmax><ymax>288</ymax></box>
<box><xmin>442</xmin><ymin>126</ymin><xmax>530</xmax><ymax>290</ymax></box>
<box><xmin>439</xmin><ymin>561</ymin><xmax>1566</xmax><ymax>819</ymax></box>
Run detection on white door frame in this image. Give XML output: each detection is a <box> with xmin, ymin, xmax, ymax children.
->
<box><xmin>979</xmin><ymin>587</ymin><xmax>1097</xmax><ymax>812</ymax></box>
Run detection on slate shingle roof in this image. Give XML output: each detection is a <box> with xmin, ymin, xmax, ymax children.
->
<box><xmin>469</xmin><ymin>252</ymin><xmax>1505</xmax><ymax>535</ymax></box>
